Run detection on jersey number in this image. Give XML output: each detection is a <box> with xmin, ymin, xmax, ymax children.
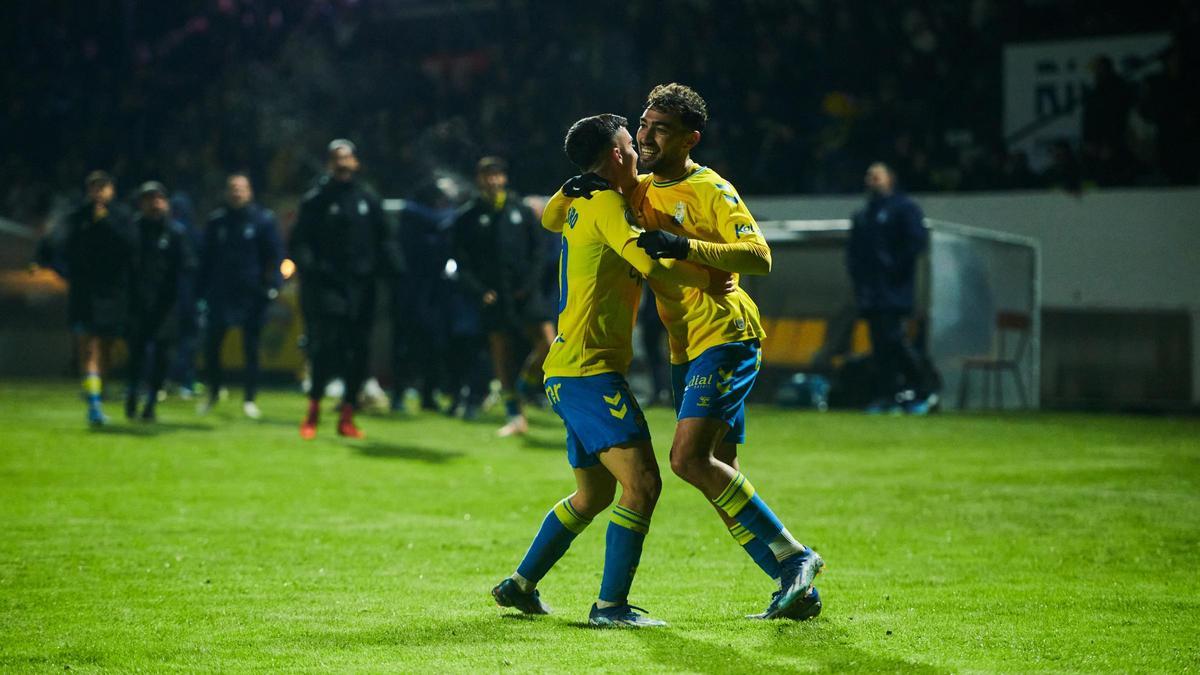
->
<box><xmin>556</xmin><ymin>236</ymin><xmax>569</xmax><ymax>315</ymax></box>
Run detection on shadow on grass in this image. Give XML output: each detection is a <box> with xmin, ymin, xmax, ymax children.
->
<box><xmin>630</xmin><ymin>620</ymin><xmax>947</xmax><ymax>674</ymax></box>
<box><xmin>351</xmin><ymin>441</ymin><xmax>464</xmax><ymax>464</ymax></box>
<box><xmin>521</xmin><ymin>434</ymin><xmax>564</xmax><ymax>451</ymax></box>
<box><xmin>90</xmin><ymin>420</ymin><xmax>213</xmax><ymax>436</ymax></box>
<box><xmin>292</xmin><ymin>614</ymin><xmax>518</xmax><ymax>650</ymax></box>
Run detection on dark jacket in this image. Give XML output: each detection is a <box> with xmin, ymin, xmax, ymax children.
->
<box><xmin>450</xmin><ymin>192</ymin><xmax>545</xmax><ymax>305</ymax></box>
<box><xmin>129</xmin><ymin>215</ymin><xmax>196</xmax><ymax>340</ymax></box>
<box><xmin>199</xmin><ymin>203</ymin><xmax>283</xmax><ymax>325</ymax></box>
<box><xmin>290</xmin><ymin>176</ymin><xmax>403</xmax><ymax>321</ymax></box>
<box><xmin>44</xmin><ymin>200</ymin><xmax>136</xmax><ymax>333</ymax></box>
<box><xmin>847</xmin><ymin>192</ymin><xmax>927</xmax><ymax>313</ymax></box>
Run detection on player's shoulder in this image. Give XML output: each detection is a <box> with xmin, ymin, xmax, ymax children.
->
<box><xmin>687</xmin><ymin>166</ymin><xmax>738</xmax><ymax>194</ymax></box>
<box><xmin>568</xmin><ymin>189</ymin><xmax>630</xmax><ymax>230</ymax></box>
<box><xmin>570</xmin><ymin>188</ymin><xmax>622</xmax><ymax>211</ymax></box>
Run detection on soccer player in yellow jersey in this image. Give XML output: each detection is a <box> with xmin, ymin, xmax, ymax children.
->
<box><xmin>492</xmin><ymin>114</ymin><xmax>717</xmax><ymax>628</ymax></box>
<box><xmin>542</xmin><ymin>84</ymin><xmax>824</xmax><ymax>620</ymax></box>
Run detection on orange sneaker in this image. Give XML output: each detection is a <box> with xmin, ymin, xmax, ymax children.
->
<box><xmin>300</xmin><ymin>400</ymin><xmax>319</xmax><ymax>440</ymax></box>
<box><xmin>336</xmin><ymin>403</ymin><xmax>365</xmax><ymax>439</ymax></box>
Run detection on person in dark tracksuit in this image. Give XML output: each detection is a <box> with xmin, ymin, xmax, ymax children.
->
<box><xmin>35</xmin><ymin>170</ymin><xmax>136</xmax><ymax>426</ymax></box>
<box><xmin>291</xmin><ymin>139</ymin><xmax>403</xmax><ymax>440</ymax></box>
<box><xmin>847</xmin><ymin>162</ymin><xmax>933</xmax><ymax>414</ymax></box>
<box><xmin>125</xmin><ymin>181</ymin><xmax>196</xmax><ymax>422</ymax></box>
<box><xmin>390</xmin><ymin>185</ymin><xmax>458</xmax><ymax>413</ymax></box>
<box><xmin>197</xmin><ymin>173</ymin><xmax>283</xmax><ymax>420</ymax></box>
<box><xmin>451</xmin><ymin>156</ymin><xmax>555</xmax><ymax>437</ymax></box>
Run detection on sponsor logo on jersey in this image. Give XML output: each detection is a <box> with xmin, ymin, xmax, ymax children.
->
<box><xmin>673</xmin><ymin>201</ymin><xmax>686</xmax><ymax>224</ymax></box>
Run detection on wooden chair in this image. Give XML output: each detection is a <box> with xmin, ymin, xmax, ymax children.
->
<box><xmin>958</xmin><ymin>311</ymin><xmax>1031</xmax><ymax>409</ymax></box>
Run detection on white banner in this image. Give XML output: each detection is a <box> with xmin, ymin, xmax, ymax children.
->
<box><xmin>1003</xmin><ymin>33</ymin><xmax>1170</xmax><ymax>171</ymax></box>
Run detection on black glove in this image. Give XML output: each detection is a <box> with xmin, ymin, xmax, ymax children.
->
<box><xmin>561</xmin><ymin>173</ymin><xmax>610</xmax><ymax>200</ymax></box>
<box><xmin>637</xmin><ymin>230</ymin><xmax>691</xmax><ymax>260</ymax></box>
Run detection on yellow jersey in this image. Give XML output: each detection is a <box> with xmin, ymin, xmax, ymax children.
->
<box><xmin>541</xmin><ymin>188</ymin><xmax>649</xmax><ymax>379</ymax></box>
<box><xmin>628</xmin><ymin>166</ymin><xmax>769</xmax><ymax>364</ymax></box>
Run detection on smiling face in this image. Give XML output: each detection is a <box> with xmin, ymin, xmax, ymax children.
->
<box><xmin>636</xmin><ymin>107</ymin><xmax>699</xmax><ymax>177</ymax></box>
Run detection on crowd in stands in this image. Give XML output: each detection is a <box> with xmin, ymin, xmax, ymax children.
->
<box><xmin>3</xmin><ymin>0</ymin><xmax>1198</xmax><ymax>227</ymax></box>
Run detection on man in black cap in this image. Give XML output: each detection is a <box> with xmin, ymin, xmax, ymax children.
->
<box><xmin>35</xmin><ymin>170</ymin><xmax>135</xmax><ymax>425</ymax></box>
<box><xmin>451</xmin><ymin>156</ymin><xmax>555</xmax><ymax>436</ymax></box>
<box><xmin>197</xmin><ymin>173</ymin><xmax>284</xmax><ymax>419</ymax></box>
<box><xmin>125</xmin><ymin>181</ymin><xmax>196</xmax><ymax>421</ymax></box>
<box><xmin>291</xmin><ymin>139</ymin><xmax>404</xmax><ymax>439</ymax></box>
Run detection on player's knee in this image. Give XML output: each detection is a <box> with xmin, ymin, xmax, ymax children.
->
<box><xmin>669</xmin><ymin>449</ymin><xmax>707</xmax><ymax>484</ymax></box>
<box><xmin>632</xmin><ymin>470</ymin><xmax>662</xmax><ymax>505</ymax></box>
<box><xmin>571</xmin><ymin>490</ymin><xmax>614</xmax><ymax>519</ymax></box>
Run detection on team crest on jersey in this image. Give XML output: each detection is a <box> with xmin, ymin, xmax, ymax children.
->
<box><xmin>358</xmin><ymin>199</ymin><xmax>369</xmax><ymax>215</ymax></box>
<box><xmin>510</xmin><ymin>210</ymin><xmax>523</xmax><ymax>224</ymax></box>
<box><xmin>734</xmin><ymin>318</ymin><xmax>746</xmax><ymax>330</ymax></box>
<box><xmin>480</xmin><ymin>214</ymin><xmax>491</xmax><ymax>227</ymax></box>
<box><xmin>673</xmin><ymin>202</ymin><xmax>686</xmax><ymax>224</ymax></box>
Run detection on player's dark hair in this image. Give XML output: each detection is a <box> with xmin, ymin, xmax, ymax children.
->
<box><xmin>563</xmin><ymin>114</ymin><xmax>628</xmax><ymax>171</ymax></box>
<box><xmin>644</xmin><ymin>83</ymin><xmax>708</xmax><ymax>131</ymax></box>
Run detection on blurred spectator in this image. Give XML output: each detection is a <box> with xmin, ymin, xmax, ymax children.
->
<box><xmin>34</xmin><ymin>171</ymin><xmax>135</xmax><ymax>426</ymax></box>
<box><xmin>1081</xmin><ymin>56</ymin><xmax>1138</xmax><ymax>186</ymax></box>
<box><xmin>291</xmin><ymin>139</ymin><xmax>403</xmax><ymax>440</ymax></box>
<box><xmin>450</xmin><ymin>157</ymin><xmax>554</xmax><ymax>437</ymax></box>
<box><xmin>125</xmin><ymin>181</ymin><xmax>196</xmax><ymax>422</ymax></box>
<box><xmin>390</xmin><ymin>177</ymin><xmax>463</xmax><ymax>412</ymax></box>
<box><xmin>1140</xmin><ymin>42</ymin><xmax>1200</xmax><ymax>185</ymax></box>
<box><xmin>197</xmin><ymin>173</ymin><xmax>283</xmax><ymax>420</ymax></box>
<box><xmin>847</xmin><ymin>163</ymin><xmax>934</xmax><ymax>414</ymax></box>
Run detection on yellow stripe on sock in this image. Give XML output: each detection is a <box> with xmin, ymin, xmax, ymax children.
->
<box><xmin>610</xmin><ymin>506</ymin><xmax>650</xmax><ymax>534</ymax></box>
<box><xmin>728</xmin><ymin>523</ymin><xmax>755</xmax><ymax>545</ymax></box>
<box><xmin>713</xmin><ymin>472</ymin><xmax>756</xmax><ymax>517</ymax></box>
<box><xmin>83</xmin><ymin>374</ymin><xmax>102</xmax><ymax>396</ymax></box>
<box><xmin>553</xmin><ymin>498</ymin><xmax>592</xmax><ymax>534</ymax></box>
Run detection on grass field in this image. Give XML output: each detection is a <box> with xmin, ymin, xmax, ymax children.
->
<box><xmin>1</xmin><ymin>380</ymin><xmax>1198</xmax><ymax>673</ymax></box>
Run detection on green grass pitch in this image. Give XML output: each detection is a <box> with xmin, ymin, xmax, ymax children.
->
<box><xmin>2</xmin><ymin>380</ymin><xmax>1198</xmax><ymax>672</ymax></box>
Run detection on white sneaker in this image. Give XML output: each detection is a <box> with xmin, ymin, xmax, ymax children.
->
<box><xmin>496</xmin><ymin>415</ymin><xmax>529</xmax><ymax>437</ymax></box>
<box><xmin>243</xmin><ymin>401</ymin><xmax>263</xmax><ymax>420</ymax></box>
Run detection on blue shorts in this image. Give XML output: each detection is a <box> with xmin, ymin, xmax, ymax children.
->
<box><xmin>671</xmin><ymin>339</ymin><xmax>761</xmax><ymax>445</ymax></box>
<box><xmin>545</xmin><ymin>372</ymin><xmax>650</xmax><ymax>469</ymax></box>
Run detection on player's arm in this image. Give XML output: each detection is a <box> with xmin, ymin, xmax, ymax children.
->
<box><xmin>541</xmin><ymin>174</ymin><xmax>611</xmax><ymax>233</ymax></box>
<box><xmin>541</xmin><ymin>189</ymin><xmax>569</xmax><ymax>233</ymax></box>
<box><xmin>597</xmin><ymin>206</ymin><xmax>709</xmax><ymax>289</ymax></box>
